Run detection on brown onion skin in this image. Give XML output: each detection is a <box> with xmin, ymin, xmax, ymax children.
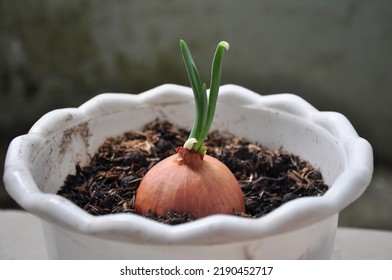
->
<box><xmin>135</xmin><ymin>148</ymin><xmax>245</xmax><ymax>219</ymax></box>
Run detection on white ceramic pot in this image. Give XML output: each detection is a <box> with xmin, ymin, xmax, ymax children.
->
<box><xmin>3</xmin><ymin>84</ymin><xmax>373</xmax><ymax>259</ymax></box>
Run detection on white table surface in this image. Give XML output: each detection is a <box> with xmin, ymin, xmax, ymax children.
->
<box><xmin>1</xmin><ymin>210</ymin><xmax>391</xmax><ymax>260</ymax></box>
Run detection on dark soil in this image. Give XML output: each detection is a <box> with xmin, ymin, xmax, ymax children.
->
<box><xmin>57</xmin><ymin>120</ymin><xmax>329</xmax><ymax>225</ymax></box>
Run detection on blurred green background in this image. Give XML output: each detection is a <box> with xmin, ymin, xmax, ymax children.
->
<box><xmin>1</xmin><ymin>0</ymin><xmax>391</xmax><ymax>230</ymax></box>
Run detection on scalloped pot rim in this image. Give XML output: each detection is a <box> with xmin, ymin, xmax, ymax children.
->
<box><xmin>3</xmin><ymin>84</ymin><xmax>373</xmax><ymax>245</ymax></box>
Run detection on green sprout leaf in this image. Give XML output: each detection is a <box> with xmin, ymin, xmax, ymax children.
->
<box><xmin>180</xmin><ymin>39</ymin><xmax>229</xmax><ymax>154</ymax></box>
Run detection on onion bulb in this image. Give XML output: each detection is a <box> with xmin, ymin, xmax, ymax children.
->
<box><xmin>135</xmin><ymin>40</ymin><xmax>245</xmax><ymax>220</ymax></box>
<box><xmin>135</xmin><ymin>147</ymin><xmax>245</xmax><ymax>218</ymax></box>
